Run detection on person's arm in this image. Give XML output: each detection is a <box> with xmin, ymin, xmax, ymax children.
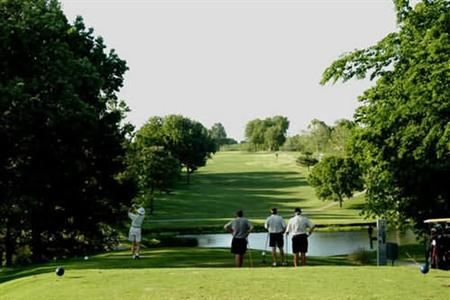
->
<box><xmin>128</xmin><ymin>204</ymin><xmax>137</xmax><ymax>218</ymax></box>
<box><xmin>224</xmin><ymin>221</ymin><xmax>233</xmax><ymax>234</ymax></box>
<box><xmin>285</xmin><ymin>221</ymin><xmax>290</xmax><ymax>235</ymax></box>
<box><xmin>308</xmin><ymin>220</ymin><xmax>315</xmax><ymax>236</ymax></box>
<box><xmin>264</xmin><ymin>218</ymin><xmax>269</xmax><ymax>231</ymax></box>
<box><xmin>248</xmin><ymin>221</ymin><xmax>254</xmax><ymax>235</ymax></box>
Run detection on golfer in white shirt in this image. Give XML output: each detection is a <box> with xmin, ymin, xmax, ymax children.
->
<box><xmin>128</xmin><ymin>205</ymin><xmax>145</xmax><ymax>259</ymax></box>
<box><xmin>285</xmin><ymin>207</ymin><xmax>315</xmax><ymax>267</ymax></box>
<box><xmin>264</xmin><ymin>207</ymin><xmax>286</xmax><ymax>266</ymax></box>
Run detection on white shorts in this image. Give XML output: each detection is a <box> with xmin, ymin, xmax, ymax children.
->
<box><xmin>128</xmin><ymin>227</ymin><xmax>142</xmax><ymax>242</ymax></box>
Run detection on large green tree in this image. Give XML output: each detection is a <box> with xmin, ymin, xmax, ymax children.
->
<box><xmin>245</xmin><ymin>119</ymin><xmax>266</xmax><ymax>151</ymax></box>
<box><xmin>245</xmin><ymin>116</ymin><xmax>289</xmax><ymax>151</ymax></box>
<box><xmin>308</xmin><ymin>119</ymin><xmax>331</xmax><ymax>154</ymax></box>
<box><xmin>123</xmin><ymin>145</ymin><xmax>180</xmax><ymax>215</ymax></box>
<box><xmin>0</xmin><ymin>0</ymin><xmax>134</xmax><ymax>265</ymax></box>
<box><xmin>328</xmin><ymin>119</ymin><xmax>357</xmax><ymax>155</ymax></box>
<box><xmin>135</xmin><ymin>115</ymin><xmax>216</xmax><ymax>184</ymax></box>
<box><xmin>321</xmin><ymin>0</ymin><xmax>450</xmax><ymax>228</ymax></box>
<box><xmin>163</xmin><ymin>115</ymin><xmax>217</xmax><ymax>183</ymax></box>
<box><xmin>308</xmin><ymin>156</ymin><xmax>364</xmax><ymax>208</ymax></box>
<box><xmin>209</xmin><ymin>123</ymin><xmax>227</xmax><ymax>146</ymax></box>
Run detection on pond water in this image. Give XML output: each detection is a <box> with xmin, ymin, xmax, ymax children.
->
<box><xmin>180</xmin><ymin>230</ymin><xmax>417</xmax><ymax>256</ymax></box>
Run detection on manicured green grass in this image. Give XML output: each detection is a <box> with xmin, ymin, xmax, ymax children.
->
<box><xmin>0</xmin><ymin>247</ymin><xmax>352</xmax><ymax>284</ymax></box>
<box><xmin>1</xmin><ymin>247</ymin><xmax>449</xmax><ymax>300</ymax></box>
<box><xmin>146</xmin><ymin>151</ymin><xmax>369</xmax><ymax>230</ymax></box>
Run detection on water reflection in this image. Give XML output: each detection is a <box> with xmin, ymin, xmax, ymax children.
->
<box><xmin>181</xmin><ymin>230</ymin><xmax>417</xmax><ymax>256</ymax></box>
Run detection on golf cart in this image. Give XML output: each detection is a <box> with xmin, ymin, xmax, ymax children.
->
<box><xmin>424</xmin><ymin>218</ymin><xmax>450</xmax><ymax>270</ymax></box>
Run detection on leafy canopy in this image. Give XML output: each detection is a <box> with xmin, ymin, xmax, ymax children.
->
<box><xmin>321</xmin><ymin>0</ymin><xmax>450</xmax><ymax>228</ymax></box>
<box><xmin>308</xmin><ymin>156</ymin><xmax>364</xmax><ymax>208</ymax></box>
<box><xmin>0</xmin><ymin>0</ymin><xmax>134</xmax><ymax>264</ymax></box>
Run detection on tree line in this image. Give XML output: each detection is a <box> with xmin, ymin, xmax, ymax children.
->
<box><xmin>122</xmin><ymin>115</ymin><xmax>217</xmax><ymax>215</ymax></box>
<box><xmin>0</xmin><ymin>0</ymin><xmax>217</xmax><ymax>266</ymax></box>
<box><xmin>315</xmin><ymin>0</ymin><xmax>450</xmax><ymax>230</ymax></box>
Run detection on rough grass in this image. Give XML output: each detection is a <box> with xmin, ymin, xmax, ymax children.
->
<box><xmin>146</xmin><ymin>151</ymin><xmax>370</xmax><ymax>230</ymax></box>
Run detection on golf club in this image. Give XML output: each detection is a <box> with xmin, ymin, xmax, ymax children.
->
<box><xmin>262</xmin><ymin>232</ymin><xmax>269</xmax><ymax>264</ymax></box>
<box><xmin>405</xmin><ymin>251</ymin><xmax>429</xmax><ymax>274</ymax></box>
<box><xmin>284</xmin><ymin>233</ymin><xmax>289</xmax><ymax>266</ymax></box>
<box><xmin>247</xmin><ymin>238</ymin><xmax>253</xmax><ymax>268</ymax></box>
<box><xmin>405</xmin><ymin>251</ymin><xmax>421</xmax><ymax>266</ymax></box>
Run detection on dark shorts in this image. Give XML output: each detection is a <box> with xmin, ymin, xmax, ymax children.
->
<box><xmin>269</xmin><ymin>233</ymin><xmax>284</xmax><ymax>248</ymax></box>
<box><xmin>292</xmin><ymin>234</ymin><xmax>308</xmax><ymax>253</ymax></box>
<box><xmin>231</xmin><ymin>238</ymin><xmax>247</xmax><ymax>255</ymax></box>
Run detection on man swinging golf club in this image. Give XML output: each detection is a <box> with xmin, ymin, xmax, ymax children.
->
<box><xmin>224</xmin><ymin>210</ymin><xmax>253</xmax><ymax>267</ymax></box>
<box><xmin>128</xmin><ymin>204</ymin><xmax>145</xmax><ymax>259</ymax></box>
<box><xmin>285</xmin><ymin>207</ymin><xmax>315</xmax><ymax>267</ymax></box>
<box><xmin>264</xmin><ymin>207</ymin><xmax>287</xmax><ymax>266</ymax></box>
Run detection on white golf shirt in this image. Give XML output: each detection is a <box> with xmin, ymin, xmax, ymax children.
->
<box><xmin>128</xmin><ymin>212</ymin><xmax>145</xmax><ymax>228</ymax></box>
<box><xmin>286</xmin><ymin>214</ymin><xmax>314</xmax><ymax>236</ymax></box>
<box><xmin>264</xmin><ymin>214</ymin><xmax>286</xmax><ymax>233</ymax></box>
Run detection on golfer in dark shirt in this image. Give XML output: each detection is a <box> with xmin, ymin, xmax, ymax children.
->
<box><xmin>224</xmin><ymin>210</ymin><xmax>253</xmax><ymax>267</ymax></box>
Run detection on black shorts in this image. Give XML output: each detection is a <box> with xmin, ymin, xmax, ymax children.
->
<box><xmin>231</xmin><ymin>238</ymin><xmax>247</xmax><ymax>255</ymax></box>
<box><xmin>292</xmin><ymin>234</ymin><xmax>308</xmax><ymax>253</ymax></box>
<box><xmin>269</xmin><ymin>233</ymin><xmax>284</xmax><ymax>248</ymax></box>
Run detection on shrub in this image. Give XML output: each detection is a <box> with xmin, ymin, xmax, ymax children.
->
<box><xmin>348</xmin><ymin>248</ymin><xmax>372</xmax><ymax>265</ymax></box>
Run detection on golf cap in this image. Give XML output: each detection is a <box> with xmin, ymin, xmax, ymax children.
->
<box><xmin>137</xmin><ymin>207</ymin><xmax>145</xmax><ymax>215</ymax></box>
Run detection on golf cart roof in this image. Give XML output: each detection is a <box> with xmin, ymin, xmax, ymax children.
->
<box><xmin>424</xmin><ymin>218</ymin><xmax>450</xmax><ymax>224</ymax></box>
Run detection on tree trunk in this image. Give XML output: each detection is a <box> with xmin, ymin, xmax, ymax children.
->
<box><xmin>186</xmin><ymin>166</ymin><xmax>190</xmax><ymax>184</ymax></box>
<box><xmin>149</xmin><ymin>186</ymin><xmax>155</xmax><ymax>215</ymax></box>
<box><xmin>339</xmin><ymin>196</ymin><xmax>343</xmax><ymax>208</ymax></box>
<box><xmin>5</xmin><ymin>219</ymin><xmax>14</xmax><ymax>267</ymax></box>
<box><xmin>31</xmin><ymin>219</ymin><xmax>43</xmax><ymax>262</ymax></box>
<box><xmin>0</xmin><ymin>246</ymin><xmax>3</xmax><ymax>267</ymax></box>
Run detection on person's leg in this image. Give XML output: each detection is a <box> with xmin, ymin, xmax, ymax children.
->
<box><xmin>131</xmin><ymin>241</ymin><xmax>135</xmax><ymax>256</ymax></box>
<box><xmin>279</xmin><ymin>247</ymin><xmax>285</xmax><ymax>264</ymax></box>
<box><xmin>235</xmin><ymin>254</ymin><xmax>244</xmax><ymax>267</ymax></box>
<box><xmin>293</xmin><ymin>253</ymin><xmax>299</xmax><ymax>267</ymax></box>
<box><xmin>135</xmin><ymin>242</ymin><xmax>140</xmax><ymax>258</ymax></box>
<box><xmin>301</xmin><ymin>252</ymin><xmax>306</xmax><ymax>266</ymax></box>
<box><xmin>271</xmin><ymin>247</ymin><xmax>277</xmax><ymax>265</ymax></box>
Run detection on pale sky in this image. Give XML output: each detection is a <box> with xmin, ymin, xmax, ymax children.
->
<box><xmin>60</xmin><ymin>0</ymin><xmax>397</xmax><ymax>141</ymax></box>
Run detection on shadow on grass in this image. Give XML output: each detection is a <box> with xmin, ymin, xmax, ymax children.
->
<box><xmin>147</xmin><ymin>171</ymin><xmax>313</xmax><ymax>222</ymax></box>
<box><xmin>0</xmin><ymin>247</ymin><xmax>353</xmax><ymax>284</ymax></box>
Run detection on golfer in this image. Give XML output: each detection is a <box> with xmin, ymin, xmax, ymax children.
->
<box><xmin>224</xmin><ymin>210</ymin><xmax>253</xmax><ymax>267</ymax></box>
<box><xmin>128</xmin><ymin>205</ymin><xmax>145</xmax><ymax>259</ymax></box>
<box><xmin>264</xmin><ymin>207</ymin><xmax>286</xmax><ymax>266</ymax></box>
<box><xmin>285</xmin><ymin>207</ymin><xmax>315</xmax><ymax>267</ymax></box>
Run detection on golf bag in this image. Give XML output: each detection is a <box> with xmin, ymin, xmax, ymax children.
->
<box><xmin>429</xmin><ymin>224</ymin><xmax>450</xmax><ymax>270</ymax></box>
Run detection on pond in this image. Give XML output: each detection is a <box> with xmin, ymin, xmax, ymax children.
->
<box><xmin>180</xmin><ymin>230</ymin><xmax>417</xmax><ymax>256</ymax></box>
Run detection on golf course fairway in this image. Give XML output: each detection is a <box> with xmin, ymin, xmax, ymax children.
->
<box><xmin>146</xmin><ymin>151</ymin><xmax>369</xmax><ymax>230</ymax></box>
